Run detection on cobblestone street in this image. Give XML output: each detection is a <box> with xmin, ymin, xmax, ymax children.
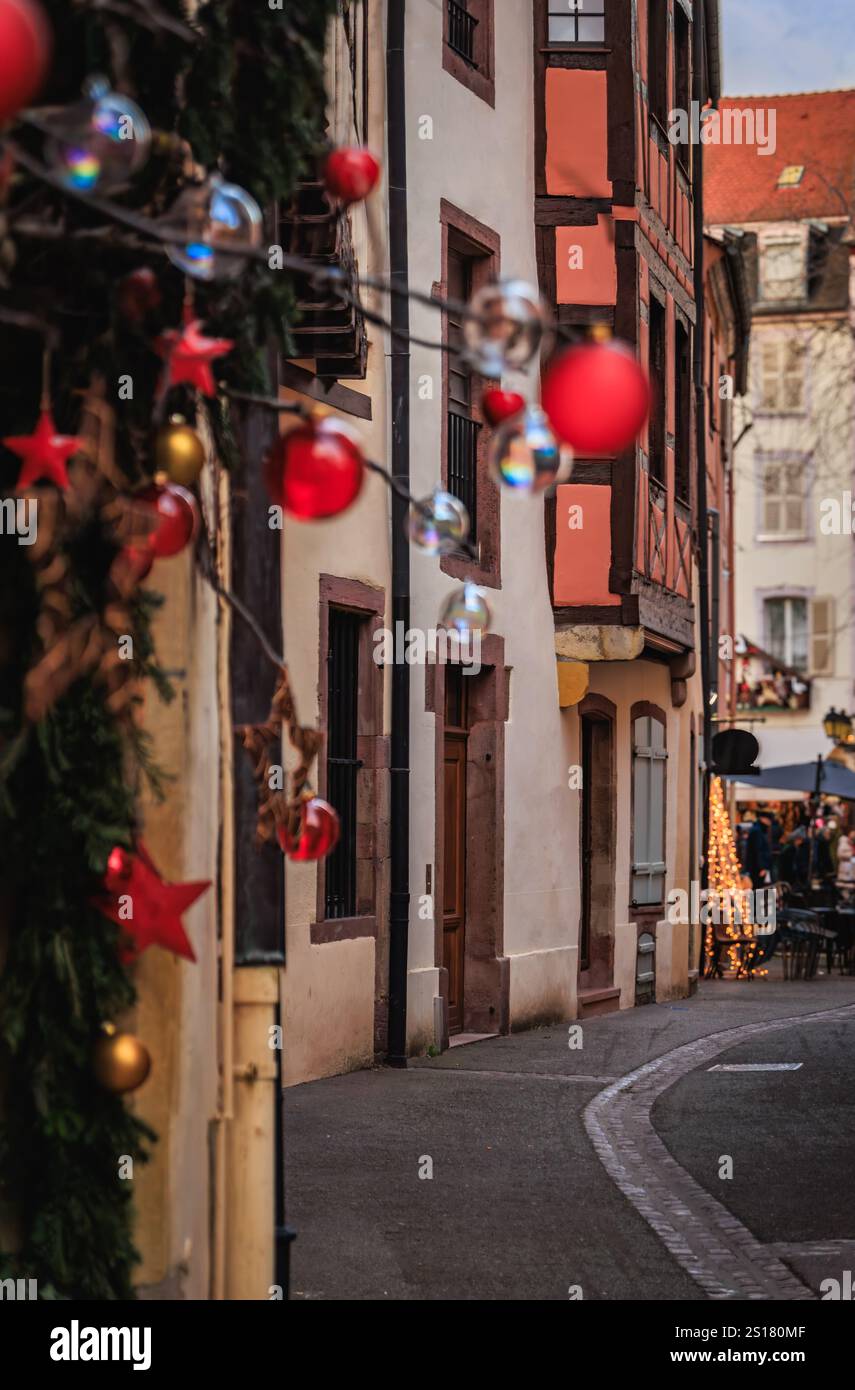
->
<box><xmin>287</xmin><ymin>970</ymin><xmax>855</xmax><ymax>1300</ymax></box>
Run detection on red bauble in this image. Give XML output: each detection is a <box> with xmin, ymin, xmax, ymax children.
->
<box><xmin>277</xmin><ymin>799</ymin><xmax>341</xmax><ymax>863</ymax></box>
<box><xmin>117</xmin><ymin>268</ymin><xmax>162</xmax><ymax>325</ymax></box>
<box><xmin>542</xmin><ymin>341</ymin><xmax>650</xmax><ymax>455</ymax></box>
<box><xmin>0</xmin><ymin>0</ymin><xmax>51</xmax><ymax>126</ymax></box>
<box><xmin>112</xmin><ymin>544</ymin><xmax>154</xmax><ymax>589</ymax></box>
<box><xmin>482</xmin><ymin>389</ymin><xmax>526</xmax><ymax>427</ymax></box>
<box><xmin>138</xmin><ymin>481</ymin><xmax>198</xmax><ymax>558</ymax></box>
<box><xmin>324</xmin><ymin>147</ymin><xmax>381</xmax><ymax>204</ymax></box>
<box><xmin>267</xmin><ymin>417</ymin><xmax>365</xmax><ymax>521</ymax></box>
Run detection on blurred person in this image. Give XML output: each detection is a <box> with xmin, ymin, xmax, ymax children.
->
<box><xmin>779</xmin><ymin>827</ymin><xmax>809</xmax><ymax>889</ymax></box>
<box><xmin>745</xmin><ymin>811</ymin><xmax>773</xmax><ymax>889</ymax></box>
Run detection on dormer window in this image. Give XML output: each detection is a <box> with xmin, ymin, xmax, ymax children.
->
<box><xmin>760</xmin><ymin>237</ymin><xmax>805</xmax><ymax>302</ymax></box>
<box><xmin>777</xmin><ymin>165</ymin><xmax>805</xmax><ymax>189</ymax></box>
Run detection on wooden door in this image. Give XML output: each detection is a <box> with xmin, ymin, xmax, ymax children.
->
<box><xmin>443</xmin><ymin>731</ymin><xmax>467</xmax><ymax>1033</ymax></box>
<box><xmin>579</xmin><ymin>710</ymin><xmax>615</xmax><ymax>992</ymax></box>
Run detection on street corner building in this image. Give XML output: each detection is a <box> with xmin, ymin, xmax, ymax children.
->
<box><xmin>278</xmin><ymin>0</ymin><xmax>751</xmax><ymax>1090</ymax></box>
<box><xmin>705</xmin><ymin>90</ymin><xmax>855</xmax><ymax>778</ymax></box>
<box><xmin>0</xmin><ymin>0</ymin><xmax>755</xmax><ymax>1305</ymax></box>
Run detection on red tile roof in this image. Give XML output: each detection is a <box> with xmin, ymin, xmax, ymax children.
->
<box><xmin>704</xmin><ymin>91</ymin><xmax>855</xmax><ymax>224</ymax></box>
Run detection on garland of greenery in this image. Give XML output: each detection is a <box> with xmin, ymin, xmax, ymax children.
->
<box><xmin>0</xmin><ymin>0</ymin><xmax>336</xmax><ymax>1299</ymax></box>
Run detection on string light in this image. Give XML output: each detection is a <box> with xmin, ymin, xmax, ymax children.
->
<box><xmin>707</xmin><ymin>776</ymin><xmax>759</xmax><ymax>974</ymax></box>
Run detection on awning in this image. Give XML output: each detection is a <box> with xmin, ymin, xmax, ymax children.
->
<box><xmin>732</xmin><ymin>785</ymin><xmax>807</xmax><ymax>803</ymax></box>
<box><xmin>726</xmin><ymin>758</ymin><xmax>855</xmax><ymax>800</ymax></box>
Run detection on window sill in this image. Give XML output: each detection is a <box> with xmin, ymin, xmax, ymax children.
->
<box><xmin>441</xmin><ymin>550</ymin><xmax>501</xmax><ymax>591</ymax></box>
<box><xmin>310</xmin><ymin>915</ymin><xmax>376</xmax><ymax>945</ymax></box>
<box><xmin>756</xmin><ymin>532</ymin><xmax>808</xmax><ymax>544</ymax></box>
<box><xmin>442</xmin><ymin>43</ymin><xmax>495</xmax><ymax>108</ymax></box>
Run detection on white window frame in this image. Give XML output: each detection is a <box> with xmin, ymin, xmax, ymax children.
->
<box><xmin>758</xmin><ymin>456</ymin><xmax>806</xmax><ymax>540</ymax></box>
<box><xmin>763</xmin><ymin>594</ymin><xmax>809</xmax><ymax>672</ymax></box>
<box><xmin>547</xmin><ymin>0</ymin><xmax>606</xmax><ymax>45</ymax></box>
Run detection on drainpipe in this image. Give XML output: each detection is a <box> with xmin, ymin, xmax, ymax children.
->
<box><xmin>693</xmin><ymin>0</ymin><xmax>712</xmax><ymax>965</ymax></box>
<box><xmin>386</xmin><ymin>0</ymin><xmax>411</xmax><ymax>1067</ymax></box>
<box><xmin>708</xmin><ymin>506</ymin><xmax>720</xmax><ymax>710</ymax></box>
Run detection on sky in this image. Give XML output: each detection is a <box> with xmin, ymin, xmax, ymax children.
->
<box><xmin>722</xmin><ymin>0</ymin><xmax>855</xmax><ymax>96</ymax></box>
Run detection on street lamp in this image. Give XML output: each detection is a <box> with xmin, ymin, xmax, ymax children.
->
<box><xmin>823</xmin><ymin>707</ymin><xmax>853</xmax><ymax>744</ymax></box>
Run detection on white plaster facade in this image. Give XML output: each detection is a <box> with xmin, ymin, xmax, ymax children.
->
<box><xmin>729</xmin><ymin>216</ymin><xmax>855</xmax><ymax>770</ymax></box>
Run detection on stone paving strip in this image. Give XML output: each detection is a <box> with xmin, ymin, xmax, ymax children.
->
<box><xmin>584</xmin><ymin>1003</ymin><xmax>855</xmax><ymax>1301</ymax></box>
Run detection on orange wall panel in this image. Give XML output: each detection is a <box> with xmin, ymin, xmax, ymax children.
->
<box><xmin>545</xmin><ymin>69</ymin><xmax>612</xmax><ymax>198</ymax></box>
<box><xmin>553</xmin><ymin>484</ymin><xmax>620</xmax><ymax>607</ymax></box>
<box><xmin>555</xmin><ymin>216</ymin><xmax>617</xmax><ymax>305</ymax></box>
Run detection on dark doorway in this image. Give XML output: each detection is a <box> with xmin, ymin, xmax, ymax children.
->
<box><xmin>443</xmin><ymin>667</ymin><xmax>468</xmax><ymax>1034</ymax></box>
<box><xmin>579</xmin><ymin>702</ymin><xmax>617</xmax><ymax>1009</ymax></box>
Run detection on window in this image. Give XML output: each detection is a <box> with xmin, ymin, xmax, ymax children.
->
<box><xmin>324</xmin><ymin>608</ymin><xmax>363</xmax><ymax>920</ymax></box>
<box><xmin>760</xmin><ymin>238</ymin><xmax>805</xmax><ymax>302</ymax></box>
<box><xmin>764</xmin><ymin>596</ymin><xmax>808</xmax><ymax>671</ymax></box>
<box><xmin>443</xmin><ymin>0</ymin><xmax>495</xmax><ymax>105</ymax></box>
<box><xmin>647</xmin><ymin>0</ymin><xmax>668</xmax><ymax>129</ymax></box>
<box><xmin>648</xmin><ymin>294</ymin><xmax>666</xmax><ymax>485</ymax></box>
<box><xmin>777</xmin><ymin>165</ymin><xmax>805</xmax><ymax>189</ymax></box>
<box><xmin>315</xmin><ymin>576</ymin><xmax>385</xmax><ymax>942</ymax></box>
<box><xmin>632</xmin><ymin>714</ymin><xmax>667</xmax><ymax>907</ymax></box>
<box><xmin>440</xmin><ymin>201</ymin><xmax>501</xmax><ymax>587</ymax></box>
<box><xmin>760</xmin><ymin>459</ymin><xmax>804</xmax><ymax>538</ymax></box>
<box><xmin>547</xmin><ymin>1</ymin><xmax>605</xmax><ymax>45</ymax></box>
<box><xmin>447</xmin><ymin>0</ymin><xmax>478</xmax><ymax>65</ymax></box>
<box><xmin>447</xmin><ymin>241</ymin><xmax>480</xmax><ymax>542</ymax></box>
<box><xmin>674</xmin><ymin>318</ymin><xmax>692</xmax><ymax>502</ymax></box>
<box><xmin>759</xmin><ymin>340</ymin><xmax>804</xmax><ymax>412</ymax></box>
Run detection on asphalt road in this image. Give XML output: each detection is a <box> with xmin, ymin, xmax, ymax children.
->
<box><xmin>654</xmin><ymin>1012</ymin><xmax>855</xmax><ymax>1293</ymax></box>
<box><xmin>285</xmin><ymin>969</ymin><xmax>855</xmax><ymax>1300</ymax></box>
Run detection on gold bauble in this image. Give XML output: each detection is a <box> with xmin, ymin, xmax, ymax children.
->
<box><xmin>92</xmin><ymin>1024</ymin><xmax>152</xmax><ymax>1094</ymax></box>
<box><xmin>154</xmin><ymin>420</ymin><xmax>205</xmax><ymax>486</ymax></box>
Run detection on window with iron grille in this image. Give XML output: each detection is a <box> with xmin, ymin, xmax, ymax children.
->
<box><xmin>446</xmin><ymin>242</ymin><xmax>481</xmax><ymax>543</ymax></box>
<box><xmin>674</xmin><ymin>318</ymin><xmax>692</xmax><ymax>503</ymax></box>
<box><xmin>324</xmin><ymin>609</ymin><xmax>363</xmax><ymax>920</ymax></box>
<box><xmin>648</xmin><ymin>294</ymin><xmax>666</xmax><ymax>485</ymax></box>
<box><xmin>647</xmin><ymin>0</ymin><xmax>668</xmax><ymax>129</ymax></box>
<box><xmin>443</xmin><ymin>0</ymin><xmax>494</xmax><ymax>105</ymax></box>
<box><xmin>547</xmin><ymin>1</ymin><xmax>605</xmax><ymax>45</ymax></box>
<box><xmin>447</xmin><ymin>0</ymin><xmax>478</xmax><ymax>66</ymax></box>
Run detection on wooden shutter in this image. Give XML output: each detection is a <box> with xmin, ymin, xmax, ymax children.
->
<box><xmin>811</xmin><ymin>598</ymin><xmax>834</xmax><ymax>677</ymax></box>
<box><xmin>762</xmin><ymin>461</ymin><xmax>781</xmax><ymax>532</ymax></box>
<box><xmin>760</xmin><ymin>341</ymin><xmax>781</xmax><ymax>409</ymax></box>
<box><xmin>783</xmin><ymin>342</ymin><xmax>804</xmax><ymax>410</ymax></box>
<box><xmin>632</xmin><ymin>715</ymin><xmax>667</xmax><ymax>906</ymax></box>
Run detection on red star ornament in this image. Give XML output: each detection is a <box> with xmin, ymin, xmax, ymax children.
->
<box><xmin>92</xmin><ymin>842</ymin><xmax>210</xmax><ymax>963</ymax></box>
<box><xmin>4</xmin><ymin>409</ymin><xmax>82</xmax><ymax>490</ymax></box>
<box><xmin>155</xmin><ymin>318</ymin><xmax>233</xmax><ymax>398</ymax></box>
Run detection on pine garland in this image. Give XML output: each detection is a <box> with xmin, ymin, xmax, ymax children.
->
<box><xmin>0</xmin><ymin>0</ymin><xmax>337</xmax><ymax>1299</ymax></box>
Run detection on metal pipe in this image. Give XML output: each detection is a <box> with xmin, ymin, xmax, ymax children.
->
<box><xmin>693</xmin><ymin>0</ymin><xmax>713</xmax><ymax>970</ymax></box>
<box><xmin>386</xmin><ymin>0</ymin><xmax>411</xmax><ymax>1068</ymax></box>
<box><xmin>709</xmin><ymin>507</ymin><xmax>720</xmax><ymax>708</ymax></box>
